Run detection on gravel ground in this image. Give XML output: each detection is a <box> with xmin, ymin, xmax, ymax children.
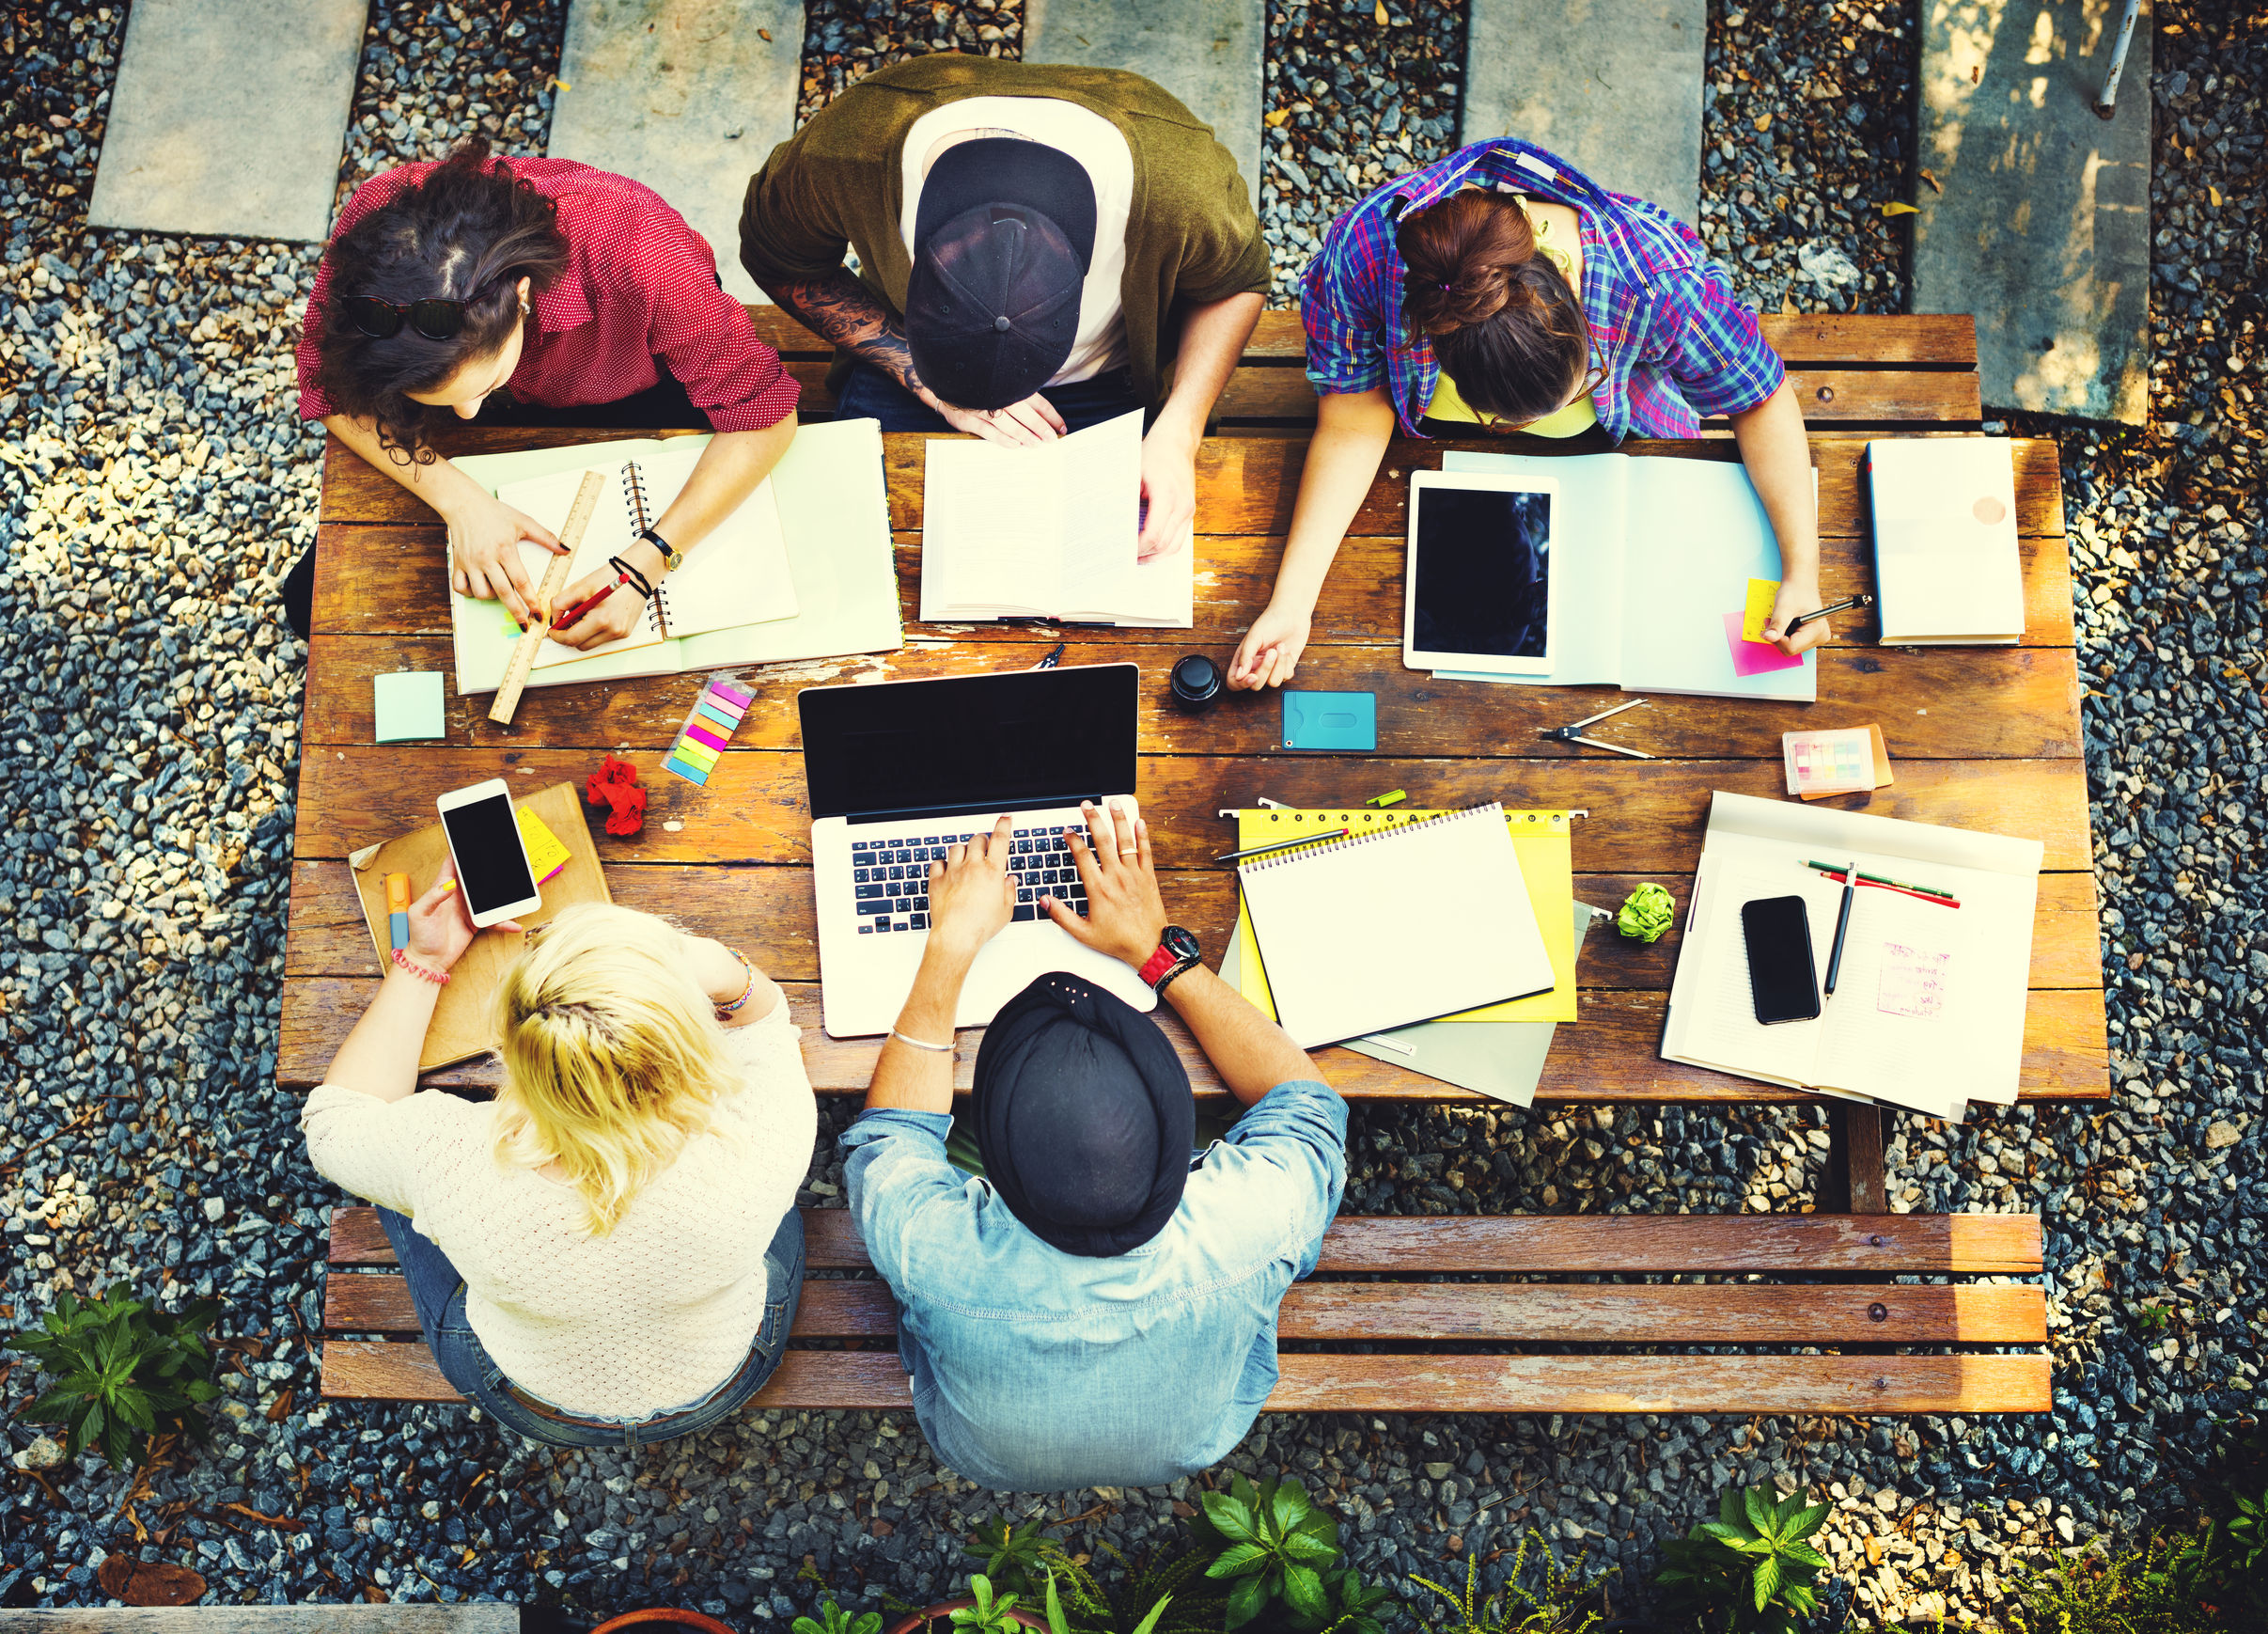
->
<box><xmin>3</xmin><ymin>0</ymin><xmax>2262</xmax><ymax>1626</ymax></box>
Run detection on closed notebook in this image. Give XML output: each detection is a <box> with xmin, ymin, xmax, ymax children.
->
<box><xmin>1237</xmin><ymin>802</ymin><xmax>1556</xmax><ymax>1048</ymax></box>
<box><xmin>1864</xmin><ymin>437</ymin><xmax>2024</xmax><ymax>644</ymax></box>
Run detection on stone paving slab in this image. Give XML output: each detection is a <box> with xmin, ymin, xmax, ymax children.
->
<box><xmin>1460</xmin><ymin>0</ymin><xmax>1706</xmax><ymax>226</ymax></box>
<box><xmin>547</xmin><ymin>0</ymin><xmax>806</xmax><ymax>304</ymax></box>
<box><xmin>1914</xmin><ymin>0</ymin><xmax>2151</xmax><ymax>424</ymax></box>
<box><xmin>1025</xmin><ymin>0</ymin><xmax>1264</xmax><ymax>208</ymax></box>
<box><xmin>86</xmin><ymin>0</ymin><xmax>366</xmax><ymax>243</ymax></box>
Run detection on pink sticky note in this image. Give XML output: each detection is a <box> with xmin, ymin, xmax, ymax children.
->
<box><xmin>1724</xmin><ymin>611</ymin><xmax>1805</xmax><ymax>677</ymax></box>
<box><xmin>682</xmin><ymin>720</ymin><xmax>731</xmax><ymax>753</ymax></box>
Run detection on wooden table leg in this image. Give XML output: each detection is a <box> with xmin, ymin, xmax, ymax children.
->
<box><xmin>1821</xmin><ymin>1103</ymin><xmax>1888</xmax><ymax>1216</ymax></box>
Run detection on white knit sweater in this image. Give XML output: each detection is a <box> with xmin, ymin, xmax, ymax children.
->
<box><xmin>302</xmin><ymin>1004</ymin><xmax>816</xmax><ymax>1419</ymax></box>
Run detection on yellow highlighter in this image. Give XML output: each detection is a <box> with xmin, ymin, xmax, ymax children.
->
<box><xmin>385</xmin><ymin>873</ymin><xmax>412</xmax><ymax>951</ymax></box>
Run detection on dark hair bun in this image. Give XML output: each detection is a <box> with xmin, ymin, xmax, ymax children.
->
<box><xmin>1397</xmin><ymin>191</ymin><xmax>1592</xmax><ymax>425</ymax></box>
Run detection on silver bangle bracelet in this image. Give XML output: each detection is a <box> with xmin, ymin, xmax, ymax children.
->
<box><xmin>890</xmin><ymin>1029</ymin><xmax>955</xmax><ymax>1053</ymax></box>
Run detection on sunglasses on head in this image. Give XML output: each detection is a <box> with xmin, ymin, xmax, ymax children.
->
<box><xmin>343</xmin><ymin>278</ymin><xmax>505</xmax><ymax>340</ymax></box>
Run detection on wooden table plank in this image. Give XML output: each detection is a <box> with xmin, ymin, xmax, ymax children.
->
<box><xmin>290</xmin><ymin>751</ymin><xmax>2098</xmax><ymax>872</ymax></box>
<box><xmin>278</xmin><ymin>976</ymin><xmax>2110</xmax><ymax>1099</ymax></box>
<box><xmin>316</xmin><ymin>432</ymin><xmax>2067</xmax><ymax>542</ymax></box>
<box><xmin>282</xmin><ymin>860</ymin><xmax>2105</xmax><ymax>992</ymax></box>
<box><xmin>305</xmin><ymin>525</ymin><xmax>2079</xmax><ymax>650</ymax></box>
<box><xmin>319</xmin><ymin>1341</ymin><xmax>2046</xmax><ymax>1413</ymax></box>
<box><xmin>743</xmin><ymin>308</ymin><xmax>1980</xmax><ymax>369</ymax></box>
<box><xmin>329</xmin><ymin>1204</ymin><xmax>2042</xmax><ymax>1275</ymax></box>
<box><xmin>328</xmin><ymin>1270</ymin><xmax>2042</xmax><ymax>1345</ymax></box>
<box><xmin>301</xmin><ymin>636</ymin><xmax>2086</xmax><ymax>760</ymax></box>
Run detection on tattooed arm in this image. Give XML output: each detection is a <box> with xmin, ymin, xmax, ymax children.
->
<box><xmin>762</xmin><ymin>267</ymin><xmax>1067</xmax><ymax>447</ymax></box>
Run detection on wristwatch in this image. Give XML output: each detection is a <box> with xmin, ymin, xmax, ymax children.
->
<box><xmin>1137</xmin><ymin>925</ymin><xmax>1203</xmax><ymax>994</ymax></box>
<box><xmin>636</xmin><ymin>526</ymin><xmax>683</xmax><ymax>572</ymax></box>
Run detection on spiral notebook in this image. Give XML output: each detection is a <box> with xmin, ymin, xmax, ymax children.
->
<box><xmin>1236</xmin><ymin>801</ymin><xmax>1556</xmax><ymax>1048</ymax></box>
<box><xmin>451</xmin><ymin>442</ymin><xmax>798</xmax><ymax>692</ymax></box>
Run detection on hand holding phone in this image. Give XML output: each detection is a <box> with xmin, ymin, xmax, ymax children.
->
<box><xmin>402</xmin><ymin>862</ymin><xmax>519</xmax><ymax>973</ymax></box>
<box><xmin>436</xmin><ymin>778</ymin><xmax>543</xmax><ymax>928</ymax></box>
<box><xmin>1741</xmin><ymin>895</ymin><xmax>1821</xmax><ymax>1025</ymax></box>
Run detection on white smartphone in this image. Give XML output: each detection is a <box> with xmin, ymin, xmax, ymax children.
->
<box><xmin>435</xmin><ymin>778</ymin><xmax>542</xmax><ymax>929</ymax></box>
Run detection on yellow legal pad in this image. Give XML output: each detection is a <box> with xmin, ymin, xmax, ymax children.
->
<box><xmin>1230</xmin><ymin>807</ymin><xmax>1577</xmax><ymax>1024</ymax></box>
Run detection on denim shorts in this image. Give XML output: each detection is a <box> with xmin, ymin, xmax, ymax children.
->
<box><xmin>377</xmin><ymin>1205</ymin><xmax>805</xmax><ymax>1452</ymax></box>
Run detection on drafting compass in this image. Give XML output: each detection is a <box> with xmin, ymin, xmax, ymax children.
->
<box><xmin>1540</xmin><ymin>698</ymin><xmax>1655</xmax><ymax>760</ymax></box>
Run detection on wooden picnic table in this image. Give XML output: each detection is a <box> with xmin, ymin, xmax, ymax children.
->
<box><xmin>278</xmin><ymin>314</ymin><xmax>2106</xmax><ymax>1133</ymax></box>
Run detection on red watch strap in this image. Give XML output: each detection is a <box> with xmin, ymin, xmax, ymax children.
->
<box><xmin>1137</xmin><ymin>942</ymin><xmax>1180</xmax><ymax>987</ymax></box>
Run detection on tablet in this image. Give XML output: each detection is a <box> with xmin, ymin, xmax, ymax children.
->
<box><xmin>1403</xmin><ymin>470</ymin><xmax>1559</xmax><ymax>675</ymax></box>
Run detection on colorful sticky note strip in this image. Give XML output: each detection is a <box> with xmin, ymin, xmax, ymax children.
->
<box><xmin>663</xmin><ymin>676</ymin><xmax>751</xmax><ymax>784</ymax></box>
<box><xmin>1723</xmin><ymin>611</ymin><xmax>1805</xmax><ymax>677</ymax></box>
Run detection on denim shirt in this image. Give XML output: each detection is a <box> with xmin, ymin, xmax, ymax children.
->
<box><xmin>841</xmin><ymin>1079</ymin><xmax>1348</xmax><ymax>1492</ymax></box>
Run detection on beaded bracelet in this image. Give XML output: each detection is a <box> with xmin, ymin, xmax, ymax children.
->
<box><xmin>392</xmin><ymin>948</ymin><xmax>449</xmax><ymax>986</ymax></box>
<box><xmin>715</xmin><ymin>948</ymin><xmax>757</xmax><ymax>1017</ymax></box>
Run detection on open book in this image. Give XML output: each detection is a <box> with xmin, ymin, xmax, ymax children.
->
<box><xmin>919</xmin><ymin>408</ymin><xmax>1194</xmax><ymax>626</ymax></box>
<box><xmin>448</xmin><ymin>419</ymin><xmax>902</xmax><ymax>695</ymax></box>
<box><xmin>1663</xmin><ymin>793</ymin><xmax>2043</xmax><ymax>1120</ymax></box>
<box><xmin>1436</xmin><ymin>449</ymin><xmax>1820</xmax><ymax>701</ymax></box>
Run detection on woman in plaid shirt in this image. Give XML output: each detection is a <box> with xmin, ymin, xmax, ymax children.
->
<box><xmin>1228</xmin><ymin>137</ymin><xmax>1826</xmax><ymax>689</ymax></box>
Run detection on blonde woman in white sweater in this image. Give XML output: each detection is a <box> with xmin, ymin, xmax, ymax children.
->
<box><xmin>302</xmin><ymin>880</ymin><xmax>816</xmax><ymax>1449</ymax></box>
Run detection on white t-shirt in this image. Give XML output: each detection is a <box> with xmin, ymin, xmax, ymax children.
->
<box><xmin>301</xmin><ymin>1004</ymin><xmax>816</xmax><ymax>1419</ymax></box>
<box><xmin>899</xmin><ymin>96</ymin><xmax>1134</xmax><ymax>385</ymax></box>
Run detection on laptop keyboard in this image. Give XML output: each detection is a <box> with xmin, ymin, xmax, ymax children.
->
<box><xmin>850</xmin><ymin>825</ymin><xmax>1088</xmax><ymax>935</ymax></box>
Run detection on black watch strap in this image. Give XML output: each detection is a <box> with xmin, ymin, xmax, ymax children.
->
<box><xmin>636</xmin><ymin>526</ymin><xmax>682</xmax><ymax>571</ymax></box>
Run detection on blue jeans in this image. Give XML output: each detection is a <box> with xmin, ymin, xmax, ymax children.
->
<box><xmin>833</xmin><ymin>362</ymin><xmax>1145</xmax><ymax>433</ymax></box>
<box><xmin>377</xmin><ymin>1205</ymin><xmax>804</xmax><ymax>1451</ymax></box>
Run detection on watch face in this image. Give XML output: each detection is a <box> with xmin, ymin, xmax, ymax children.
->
<box><xmin>1162</xmin><ymin>924</ymin><xmax>1201</xmax><ymax>961</ymax></box>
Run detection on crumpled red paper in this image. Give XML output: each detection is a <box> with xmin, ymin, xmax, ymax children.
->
<box><xmin>585</xmin><ymin>754</ymin><xmax>649</xmax><ymax>838</ymax></box>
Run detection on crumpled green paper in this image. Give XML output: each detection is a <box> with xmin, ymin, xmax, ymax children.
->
<box><xmin>1616</xmin><ymin>882</ymin><xmax>1675</xmax><ymax>943</ymax></box>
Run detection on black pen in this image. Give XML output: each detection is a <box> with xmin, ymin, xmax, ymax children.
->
<box><xmin>1215</xmin><ymin>827</ymin><xmax>1349</xmax><ymax>864</ymax></box>
<box><xmin>1823</xmin><ymin>856</ymin><xmax>1857</xmax><ymax>996</ymax></box>
<box><xmin>1784</xmin><ymin>591</ymin><xmax>1876</xmax><ymax>636</ymax></box>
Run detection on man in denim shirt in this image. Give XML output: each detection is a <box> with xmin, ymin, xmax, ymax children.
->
<box><xmin>842</xmin><ymin>801</ymin><xmax>1347</xmax><ymax>1492</ymax></box>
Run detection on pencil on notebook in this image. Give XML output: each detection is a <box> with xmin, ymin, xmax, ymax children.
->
<box><xmin>1805</xmin><ymin>860</ymin><xmax>1959</xmax><ymax>906</ymax></box>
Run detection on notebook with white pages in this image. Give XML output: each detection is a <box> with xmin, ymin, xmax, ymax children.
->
<box><xmin>1661</xmin><ymin>793</ymin><xmax>2043</xmax><ymax>1120</ymax></box>
<box><xmin>919</xmin><ymin>408</ymin><xmax>1194</xmax><ymax>627</ymax></box>
<box><xmin>1237</xmin><ymin>802</ymin><xmax>1556</xmax><ymax>1049</ymax></box>
<box><xmin>450</xmin><ymin>443</ymin><xmax>797</xmax><ymax>693</ymax></box>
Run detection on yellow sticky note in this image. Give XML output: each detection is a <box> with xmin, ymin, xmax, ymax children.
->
<box><xmin>516</xmin><ymin>807</ymin><xmax>571</xmax><ymax>885</ymax></box>
<box><xmin>1742</xmin><ymin>577</ymin><xmax>1781</xmax><ymax>644</ymax></box>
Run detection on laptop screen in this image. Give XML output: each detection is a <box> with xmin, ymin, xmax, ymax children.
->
<box><xmin>800</xmin><ymin>662</ymin><xmax>1138</xmax><ymax>822</ymax></box>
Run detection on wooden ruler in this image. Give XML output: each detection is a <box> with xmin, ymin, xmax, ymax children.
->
<box><xmin>487</xmin><ymin>469</ymin><xmax>604</xmax><ymax>728</ymax></box>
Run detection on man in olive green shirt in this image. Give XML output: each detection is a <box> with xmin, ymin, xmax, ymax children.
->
<box><xmin>740</xmin><ymin>56</ymin><xmax>1267</xmax><ymax>558</ymax></box>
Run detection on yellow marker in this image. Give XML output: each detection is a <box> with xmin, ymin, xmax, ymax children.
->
<box><xmin>1742</xmin><ymin>577</ymin><xmax>1781</xmax><ymax>644</ymax></box>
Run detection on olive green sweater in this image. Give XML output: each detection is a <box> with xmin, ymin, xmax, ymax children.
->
<box><xmin>739</xmin><ymin>56</ymin><xmax>1268</xmax><ymax>412</ymax></box>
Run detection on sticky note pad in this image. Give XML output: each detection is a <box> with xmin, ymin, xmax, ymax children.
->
<box><xmin>710</xmin><ymin>680</ymin><xmax>756</xmax><ymax>710</ymax></box>
<box><xmin>1282</xmin><ymin>690</ymin><xmax>1377</xmax><ymax>751</ymax></box>
<box><xmin>1742</xmin><ymin>577</ymin><xmax>1781</xmax><ymax>644</ymax></box>
<box><xmin>516</xmin><ymin>807</ymin><xmax>571</xmax><ymax>884</ymax></box>
<box><xmin>663</xmin><ymin>754</ymin><xmax>711</xmax><ymax>786</ymax></box>
<box><xmin>674</xmin><ymin>739</ymin><xmax>721</xmax><ymax>771</ymax></box>
<box><xmin>372</xmin><ymin>671</ymin><xmax>446</xmax><ymax>744</ymax></box>
<box><xmin>695</xmin><ymin>699</ymin><xmax>741</xmax><ymax>731</ymax></box>
<box><xmin>1724</xmin><ymin>611</ymin><xmax>1805</xmax><ymax>677</ymax></box>
<box><xmin>683</xmin><ymin>720</ymin><xmax>731</xmax><ymax>753</ymax></box>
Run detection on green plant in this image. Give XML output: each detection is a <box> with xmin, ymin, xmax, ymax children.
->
<box><xmin>2136</xmin><ymin>1303</ymin><xmax>2173</xmax><ymax>1333</ymax></box>
<box><xmin>1043</xmin><ymin>1566</ymin><xmax>1177</xmax><ymax>1634</ymax></box>
<box><xmin>1413</xmin><ymin>1531</ymin><xmax>1614</xmax><ymax>1634</ymax></box>
<box><xmin>1033</xmin><ymin>1541</ymin><xmax>1224</xmax><ymax>1634</ymax></box>
<box><xmin>2004</xmin><ymin>1536</ymin><xmax>2231</xmax><ymax>1634</ymax></box>
<box><xmin>1196</xmin><ymin>1473</ymin><xmax>1357</xmax><ymax>1631</ymax></box>
<box><xmin>952</xmin><ymin>1577</ymin><xmax>1034</xmax><ymax>1634</ymax></box>
<box><xmin>2153</xmin><ymin>1487</ymin><xmax>2268</xmax><ymax>1624</ymax></box>
<box><xmin>6</xmin><ymin>1285</ymin><xmax>222</xmax><ymax>1469</ymax></box>
<box><xmin>1653</xmin><ymin>1485</ymin><xmax>1831</xmax><ymax>1634</ymax></box>
<box><xmin>970</xmin><ymin>1518</ymin><xmax>1056</xmax><ymax>1598</ymax></box>
<box><xmin>796</xmin><ymin>1600</ymin><xmax>884</xmax><ymax>1634</ymax></box>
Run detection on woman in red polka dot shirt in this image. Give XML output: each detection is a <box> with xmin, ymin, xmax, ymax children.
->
<box><xmin>286</xmin><ymin>140</ymin><xmax>800</xmax><ymax>644</ymax></box>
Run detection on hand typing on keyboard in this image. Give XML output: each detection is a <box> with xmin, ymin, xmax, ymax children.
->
<box><xmin>922</xmin><ymin>814</ymin><xmax>1018</xmax><ymax>959</ymax></box>
<box><xmin>1039</xmin><ymin>800</ymin><xmax>1170</xmax><ymax>969</ymax></box>
<box><xmin>850</xmin><ymin>818</ymin><xmax>1091</xmax><ymax>935</ymax></box>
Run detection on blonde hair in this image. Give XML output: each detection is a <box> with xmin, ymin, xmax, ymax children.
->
<box><xmin>490</xmin><ymin>903</ymin><xmax>745</xmax><ymax>1235</ymax></box>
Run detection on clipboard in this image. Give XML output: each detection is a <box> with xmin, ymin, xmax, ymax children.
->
<box><xmin>347</xmin><ymin>780</ymin><xmax>613</xmax><ymax>1071</ymax></box>
<box><xmin>1227</xmin><ymin>807</ymin><xmax>1579</xmax><ymax>1024</ymax></box>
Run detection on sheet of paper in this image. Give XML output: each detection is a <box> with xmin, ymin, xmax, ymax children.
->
<box><xmin>372</xmin><ymin>671</ymin><xmax>446</xmax><ymax>744</ymax></box>
<box><xmin>1724</xmin><ymin>610</ymin><xmax>1806</xmax><ymax>677</ymax></box>
<box><xmin>1056</xmin><ymin>410</ymin><xmax>1141</xmax><ymax>617</ymax></box>
<box><xmin>923</xmin><ymin>435</ymin><xmax>1065</xmax><ymax>613</ymax></box>
<box><xmin>1743</xmin><ymin>576</ymin><xmax>1780</xmax><ymax>643</ymax></box>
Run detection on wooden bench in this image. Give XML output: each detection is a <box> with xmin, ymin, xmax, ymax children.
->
<box><xmin>745</xmin><ymin>308</ymin><xmax>1985</xmax><ymax>431</ymax></box>
<box><xmin>321</xmin><ymin>1204</ymin><xmax>2050</xmax><ymax>1414</ymax></box>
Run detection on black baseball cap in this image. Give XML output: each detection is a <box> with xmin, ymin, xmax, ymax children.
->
<box><xmin>906</xmin><ymin>137</ymin><xmax>1097</xmax><ymax>411</ymax></box>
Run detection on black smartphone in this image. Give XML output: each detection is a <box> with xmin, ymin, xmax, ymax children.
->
<box><xmin>1741</xmin><ymin>895</ymin><xmax>1821</xmax><ymax>1025</ymax></box>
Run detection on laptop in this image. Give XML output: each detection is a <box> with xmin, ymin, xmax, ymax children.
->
<box><xmin>800</xmin><ymin>662</ymin><xmax>1156</xmax><ymax>1038</ymax></box>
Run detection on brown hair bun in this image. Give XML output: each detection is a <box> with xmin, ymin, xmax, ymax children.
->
<box><xmin>1397</xmin><ymin>190</ymin><xmax>1592</xmax><ymax>425</ymax></box>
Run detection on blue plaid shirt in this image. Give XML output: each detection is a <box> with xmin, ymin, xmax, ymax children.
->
<box><xmin>1301</xmin><ymin>138</ymin><xmax>1785</xmax><ymax>440</ymax></box>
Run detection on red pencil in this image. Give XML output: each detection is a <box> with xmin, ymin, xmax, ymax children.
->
<box><xmin>551</xmin><ymin>578</ymin><xmax>619</xmax><ymax>630</ymax></box>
